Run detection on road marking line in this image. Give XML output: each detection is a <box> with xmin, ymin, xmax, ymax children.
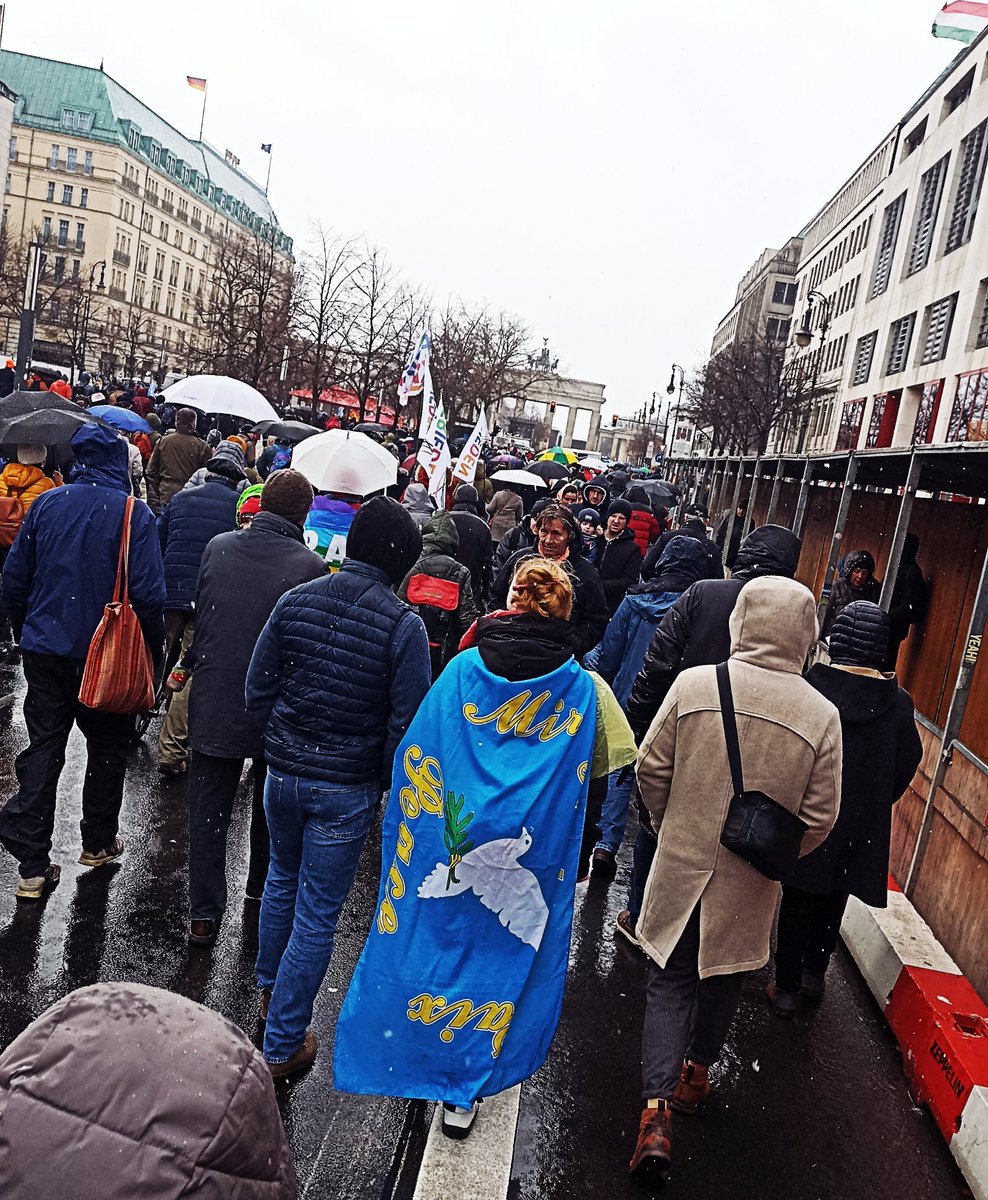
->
<box><xmin>412</xmin><ymin>1085</ymin><xmax>520</xmax><ymax>1200</ymax></box>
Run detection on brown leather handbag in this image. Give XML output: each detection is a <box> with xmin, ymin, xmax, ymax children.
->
<box><xmin>78</xmin><ymin>495</ymin><xmax>155</xmax><ymax>714</ymax></box>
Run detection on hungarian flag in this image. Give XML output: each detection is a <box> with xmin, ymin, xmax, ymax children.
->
<box><xmin>186</xmin><ymin>75</ymin><xmax>207</xmax><ymax>91</ymax></box>
<box><xmin>933</xmin><ymin>2</ymin><xmax>988</xmax><ymax>43</ymax></box>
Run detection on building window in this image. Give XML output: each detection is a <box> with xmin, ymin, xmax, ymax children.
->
<box><xmin>942</xmin><ymin>67</ymin><xmax>975</xmax><ymax>120</ymax></box>
<box><xmin>7</xmin><ymin>136</ymin><xmax>15</xmax><ymax>162</ymax></box>
<box><xmin>49</xmin><ymin>144</ymin><xmax>59</xmax><ymax>169</ymax></box>
<box><xmin>948</xmin><ymin>368</ymin><xmax>988</xmax><ymax>440</ymax></box>
<box><xmin>836</xmin><ymin>399</ymin><xmax>866</xmax><ymax>450</ymax></box>
<box><xmin>913</xmin><ymin>380</ymin><xmax>943</xmax><ymax>444</ymax></box>
<box><xmin>41</xmin><ymin>216</ymin><xmax>52</xmax><ymax>242</ymax></box>
<box><xmin>919</xmin><ymin>294</ymin><xmax>957</xmax><ymax>365</ymax></box>
<box><xmin>905</xmin><ymin>154</ymin><xmax>949</xmax><ymax>276</ymax></box>
<box><xmin>945</xmin><ymin>118</ymin><xmax>988</xmax><ymax>253</ymax></box>
<box><xmin>79</xmin><ymin>187</ymin><xmax>88</xmax><ymax>208</ymax></box>
<box><xmin>128</xmin><ymin>125</ymin><xmax>141</xmax><ymax>150</ymax></box>
<box><xmin>72</xmin><ymin>259</ymin><xmax>79</xmax><ymax>281</ymax></box>
<box><xmin>973</xmin><ymin>280</ymin><xmax>988</xmax><ymax>349</ymax></box>
<box><xmin>61</xmin><ymin>185</ymin><xmax>73</xmax><ymax>205</ymax></box>
<box><xmin>866</xmin><ymin>391</ymin><xmax>901</xmax><ymax>448</ymax></box>
<box><xmin>169</xmin><ymin>258</ymin><xmax>180</xmax><ymax>287</ymax></box>
<box><xmin>46</xmin><ymin>181</ymin><xmax>55</xmax><ymax>202</ymax></box>
<box><xmin>771</xmin><ymin>281</ymin><xmax>797</xmax><ymax>306</ymax></box>
<box><xmin>66</xmin><ymin>147</ymin><xmax>77</xmax><ymax>173</ymax></box>
<box><xmin>902</xmin><ymin>116</ymin><xmax>927</xmax><ymax>160</ymax></box>
<box><xmin>150</xmin><ymin>145</ymin><xmax>160</xmax><ymax>167</ymax></box>
<box><xmin>869</xmin><ymin>193</ymin><xmax>906</xmax><ymax>298</ymax></box>
<box><xmin>851</xmin><ymin>331</ymin><xmax>878</xmax><ymax>385</ymax></box>
<box><xmin>75</xmin><ymin>222</ymin><xmax>85</xmax><ymax>249</ymax></box>
<box><xmin>83</xmin><ymin>150</ymin><xmax>93</xmax><ymax>176</ymax></box>
<box><xmin>56</xmin><ymin>218</ymin><xmax>69</xmax><ymax>247</ymax></box>
<box><xmin>53</xmin><ymin>256</ymin><xmax>65</xmax><ymax>281</ymax></box>
<box><xmin>154</xmin><ymin>251</ymin><xmax>165</xmax><ymax>280</ymax></box>
<box><xmin>766</xmin><ymin>316</ymin><xmax>790</xmax><ymax>343</ymax></box>
<box><xmin>885</xmin><ymin>313</ymin><xmax>916</xmax><ymax>375</ymax></box>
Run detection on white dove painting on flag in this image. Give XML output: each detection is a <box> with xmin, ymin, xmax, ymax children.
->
<box><xmin>418</xmin><ymin>827</ymin><xmax>549</xmax><ymax>950</ymax></box>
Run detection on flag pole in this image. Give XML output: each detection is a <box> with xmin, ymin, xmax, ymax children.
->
<box><xmin>198</xmin><ymin>82</ymin><xmax>208</xmax><ymax>142</ymax></box>
<box><xmin>265</xmin><ymin>147</ymin><xmax>273</xmax><ymax>195</ymax></box>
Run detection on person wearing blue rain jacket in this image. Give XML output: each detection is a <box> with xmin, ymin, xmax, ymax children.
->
<box><xmin>584</xmin><ymin>536</ymin><xmax>710</xmax><ymax>881</ymax></box>
<box><xmin>0</xmin><ymin>423</ymin><xmax>165</xmax><ymax>901</ymax></box>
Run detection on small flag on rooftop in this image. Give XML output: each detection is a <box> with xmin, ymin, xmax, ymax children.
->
<box><xmin>187</xmin><ymin>75</ymin><xmax>207</xmax><ymax>91</ymax></box>
<box><xmin>933</xmin><ymin>2</ymin><xmax>988</xmax><ymax>43</ymax></box>
<box><xmin>261</xmin><ymin>143</ymin><xmax>272</xmax><ymax>153</ymax></box>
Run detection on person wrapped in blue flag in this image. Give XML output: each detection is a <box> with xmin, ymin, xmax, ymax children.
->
<box><xmin>334</xmin><ymin>557</ymin><xmax>635</xmax><ymax>1139</ymax></box>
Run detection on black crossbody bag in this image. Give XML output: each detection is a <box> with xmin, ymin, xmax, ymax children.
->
<box><xmin>716</xmin><ymin>662</ymin><xmax>807</xmax><ymax>881</ymax></box>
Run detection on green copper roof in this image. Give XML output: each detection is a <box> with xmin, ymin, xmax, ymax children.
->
<box><xmin>0</xmin><ymin>50</ymin><xmax>291</xmax><ymax>253</ymax></box>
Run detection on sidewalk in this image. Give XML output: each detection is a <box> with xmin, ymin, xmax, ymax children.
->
<box><xmin>841</xmin><ymin>876</ymin><xmax>988</xmax><ymax>1200</ymax></box>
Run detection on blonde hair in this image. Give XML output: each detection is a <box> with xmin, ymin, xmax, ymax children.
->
<box><xmin>509</xmin><ymin>558</ymin><xmax>573</xmax><ymax>621</ymax></box>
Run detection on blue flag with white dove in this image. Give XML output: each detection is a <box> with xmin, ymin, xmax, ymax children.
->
<box><xmin>334</xmin><ymin>648</ymin><xmax>597</xmax><ymax>1106</ymax></box>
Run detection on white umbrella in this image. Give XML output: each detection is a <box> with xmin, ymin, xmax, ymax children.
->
<box><xmin>580</xmin><ymin>458</ymin><xmax>608</xmax><ymax>473</ymax></box>
<box><xmin>291</xmin><ymin>428</ymin><xmax>398</xmax><ymax>496</ymax></box>
<box><xmin>161</xmin><ymin>375</ymin><xmax>279</xmax><ymax>423</ymax></box>
<box><xmin>491</xmin><ymin>469</ymin><xmax>548</xmax><ymax>488</ymax></box>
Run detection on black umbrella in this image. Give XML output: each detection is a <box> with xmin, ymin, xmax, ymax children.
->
<box><xmin>637</xmin><ymin>478</ymin><xmax>680</xmax><ymax>506</ymax></box>
<box><xmin>528</xmin><ymin>460</ymin><xmax>569</xmax><ymax>482</ymax></box>
<box><xmin>0</xmin><ymin>390</ymin><xmax>84</xmax><ymax>419</ymax></box>
<box><xmin>251</xmin><ymin>419</ymin><xmax>321</xmax><ymax>443</ymax></box>
<box><xmin>0</xmin><ymin>407</ymin><xmax>112</xmax><ymax>447</ymax></box>
<box><xmin>353</xmin><ymin>421</ymin><xmax>392</xmax><ymax>435</ymax></box>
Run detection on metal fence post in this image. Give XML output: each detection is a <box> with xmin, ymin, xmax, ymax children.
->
<box><xmin>878</xmin><ymin>450</ymin><xmax>923</xmax><ymax>611</ymax></box>
<box><xmin>722</xmin><ymin>459</ymin><xmax>746</xmax><ymax>567</ymax></box>
<box><xmin>741</xmin><ymin>458</ymin><xmax>763</xmax><ymax>537</ymax></box>
<box><xmin>792</xmin><ymin>458</ymin><xmax>814</xmax><ymax>537</ymax></box>
<box><xmin>765</xmin><ymin>457</ymin><xmax>785</xmax><ymax>525</ymax></box>
<box><xmin>821</xmin><ymin>452</ymin><xmax>859</xmax><ymax>599</ymax></box>
<box><xmin>905</xmin><ymin>538</ymin><xmax>988</xmax><ymax>895</ymax></box>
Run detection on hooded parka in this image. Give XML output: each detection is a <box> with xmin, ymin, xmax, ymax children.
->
<box><xmin>0</xmin><ymin>982</ymin><xmax>296</xmax><ymax>1199</ymax></box>
<box><xmin>635</xmin><ymin>576</ymin><xmax>842</xmax><ymax>978</ymax></box>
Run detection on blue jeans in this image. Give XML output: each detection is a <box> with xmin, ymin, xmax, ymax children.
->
<box><xmin>595</xmin><ymin>768</ymin><xmax>635</xmax><ymax>855</ymax></box>
<box><xmin>628</xmin><ymin>811</ymin><xmax>658</xmax><ymax>923</ymax></box>
<box><xmin>256</xmin><ymin>770</ymin><xmax>378</xmax><ymax>1062</ymax></box>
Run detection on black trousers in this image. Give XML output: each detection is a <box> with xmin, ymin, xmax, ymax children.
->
<box><xmin>641</xmin><ymin>903</ymin><xmax>745</xmax><ymax>1100</ymax></box>
<box><xmin>0</xmin><ymin>651</ymin><xmax>131</xmax><ymax>877</ymax></box>
<box><xmin>187</xmin><ymin>750</ymin><xmax>269</xmax><ymax>920</ymax></box>
<box><xmin>774</xmin><ymin>885</ymin><xmax>850</xmax><ymax>995</ymax></box>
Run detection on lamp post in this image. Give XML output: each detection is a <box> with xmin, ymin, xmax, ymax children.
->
<box><xmin>665</xmin><ymin>363</ymin><xmax>686</xmax><ymax>460</ymax></box>
<box><xmin>13</xmin><ymin>240</ymin><xmax>44</xmax><ymax>389</ymax></box>
<box><xmin>78</xmin><ymin>260</ymin><xmax>106</xmax><ymax>384</ymax></box>
<box><xmin>791</xmin><ymin>290</ymin><xmax>831</xmax><ymax>453</ymax></box>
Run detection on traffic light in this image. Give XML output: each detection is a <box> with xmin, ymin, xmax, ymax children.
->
<box><xmin>611</xmin><ymin>414</ymin><xmax>618</xmax><ymax>427</ymax></box>
<box><xmin>549</xmin><ymin>400</ymin><xmax>557</xmax><ymax>414</ymax></box>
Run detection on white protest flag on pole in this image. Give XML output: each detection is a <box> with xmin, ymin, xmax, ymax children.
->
<box><xmin>417</xmin><ymin>387</ymin><xmax>451</xmax><ymax>503</ymax></box>
<box><xmin>417</xmin><ymin>359</ymin><xmax>439</xmax><ymax>440</ymax></box>
<box><xmin>396</xmin><ymin>332</ymin><xmax>436</xmax><ymax>437</ymax></box>
<box><xmin>452</xmin><ymin>406</ymin><xmax>489</xmax><ymax>485</ymax></box>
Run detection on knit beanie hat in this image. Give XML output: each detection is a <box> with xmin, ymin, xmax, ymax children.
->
<box><xmin>236</xmin><ymin>482</ymin><xmax>265</xmax><ymax>521</ymax></box>
<box><xmin>578</xmin><ymin>507</ymin><xmax>600</xmax><ymax>524</ymax></box>
<box><xmin>207</xmin><ymin>440</ymin><xmax>246</xmax><ymax>480</ymax></box>
<box><xmin>347</xmin><ymin>495</ymin><xmax>422</xmax><ymax>585</ymax></box>
<box><xmin>453</xmin><ymin>484</ymin><xmax>479</xmax><ymax>506</ymax></box>
<box><xmin>16</xmin><ymin>444</ymin><xmax>46</xmax><ymax>466</ymax></box>
<box><xmin>146</xmin><ymin>412</ymin><xmax>161</xmax><ymax>431</ymax></box>
<box><xmin>176</xmin><ymin>407</ymin><xmax>198</xmax><ymax>433</ymax></box>
<box><xmin>260</xmin><ymin>468</ymin><xmax>314</xmax><ymax>526</ymax></box>
<box><xmin>607</xmin><ymin>498</ymin><xmax>633</xmax><ymax>520</ymax></box>
<box><xmin>227</xmin><ymin>434</ymin><xmax>248</xmax><ymax>453</ymax></box>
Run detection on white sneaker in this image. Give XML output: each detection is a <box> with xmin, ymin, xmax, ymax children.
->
<box><xmin>441</xmin><ymin>1100</ymin><xmax>480</xmax><ymax>1140</ymax></box>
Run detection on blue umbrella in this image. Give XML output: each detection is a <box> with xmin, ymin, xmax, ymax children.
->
<box><xmin>86</xmin><ymin>404</ymin><xmax>152</xmax><ymax>433</ymax></box>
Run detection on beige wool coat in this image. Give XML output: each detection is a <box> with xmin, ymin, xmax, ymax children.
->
<box><xmin>636</xmin><ymin>576</ymin><xmax>842</xmax><ymax>978</ymax></box>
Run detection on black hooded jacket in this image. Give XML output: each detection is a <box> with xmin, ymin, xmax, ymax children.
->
<box><xmin>793</xmin><ymin>664</ymin><xmax>921</xmax><ymax>904</ymax></box>
<box><xmin>642</xmin><ymin>517</ymin><xmax>723</xmax><ymax>582</ymax></box>
<box><xmin>625</xmin><ymin>523</ymin><xmax>802</xmax><ymax>739</ymax></box>
<box><xmin>471</xmin><ymin>611</ymin><xmax>576</xmax><ymax>681</ymax></box>
<box><xmin>593</xmin><ymin>526</ymin><xmax>643</xmax><ymax>615</ymax></box>
<box><xmin>449</xmin><ymin>486</ymin><xmax>494</xmax><ymax>603</ymax></box>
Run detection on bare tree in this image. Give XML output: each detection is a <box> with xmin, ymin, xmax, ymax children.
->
<box><xmin>687</xmin><ymin>332</ymin><xmax>813</xmax><ymax>454</ymax></box>
<box><xmin>296</xmin><ymin>223</ymin><xmax>362</xmax><ymax>408</ymax></box>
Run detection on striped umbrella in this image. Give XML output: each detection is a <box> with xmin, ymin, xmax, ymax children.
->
<box><xmin>536</xmin><ymin>447</ymin><xmax>578</xmax><ymax>464</ymax></box>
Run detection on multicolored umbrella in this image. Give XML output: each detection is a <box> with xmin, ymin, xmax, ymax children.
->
<box><xmin>537</xmin><ymin>447</ymin><xmax>578</xmax><ymax>464</ymax></box>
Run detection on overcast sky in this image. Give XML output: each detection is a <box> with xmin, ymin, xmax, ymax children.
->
<box><xmin>10</xmin><ymin>1</ymin><xmax>963</xmax><ymax>415</ymax></box>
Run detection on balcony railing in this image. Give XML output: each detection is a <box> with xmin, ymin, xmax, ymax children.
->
<box><xmin>68</xmin><ymin>240</ymin><xmax>85</xmax><ymax>255</ymax></box>
<box><xmin>160</xmin><ymin>201</ymin><xmax>174</xmax><ymax>215</ymax></box>
<box><xmin>112</xmin><ymin>249</ymin><xmax>131</xmax><ymax>266</ymax></box>
<box><xmin>176</xmin><ymin>209</ymin><xmax>188</xmax><ymax>224</ymax></box>
<box><xmin>108</xmin><ymin>286</ymin><xmax>127</xmax><ymax>301</ymax></box>
<box><xmin>190</xmin><ymin>218</ymin><xmax>202</xmax><ymax>232</ymax></box>
<box><xmin>144</xmin><ymin>190</ymin><xmax>158</xmax><ymax>205</ymax></box>
<box><xmin>121</xmin><ymin>176</ymin><xmax>139</xmax><ymax>195</ymax></box>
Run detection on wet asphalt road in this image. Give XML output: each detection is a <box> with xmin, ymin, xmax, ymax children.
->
<box><xmin>0</xmin><ymin>652</ymin><xmax>969</xmax><ymax>1199</ymax></box>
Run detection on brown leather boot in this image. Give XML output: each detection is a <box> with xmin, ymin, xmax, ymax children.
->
<box><xmin>628</xmin><ymin>1099</ymin><xmax>672</xmax><ymax>1184</ymax></box>
<box><xmin>670</xmin><ymin>1059</ymin><xmax>711</xmax><ymax>1114</ymax></box>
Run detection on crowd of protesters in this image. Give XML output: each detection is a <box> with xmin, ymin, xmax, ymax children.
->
<box><xmin>0</xmin><ymin>393</ymin><xmax>928</xmax><ymax>1193</ymax></box>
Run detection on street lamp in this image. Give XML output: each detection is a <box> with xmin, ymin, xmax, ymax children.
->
<box><xmin>790</xmin><ymin>290</ymin><xmax>832</xmax><ymax>452</ymax></box>
<box><xmin>13</xmin><ymin>240</ymin><xmax>44</xmax><ymax>389</ymax></box>
<box><xmin>665</xmin><ymin>363</ymin><xmax>686</xmax><ymax>458</ymax></box>
<box><xmin>78</xmin><ymin>260</ymin><xmax>106</xmax><ymax>383</ymax></box>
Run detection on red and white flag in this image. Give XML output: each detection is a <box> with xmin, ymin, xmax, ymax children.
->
<box><xmin>187</xmin><ymin>75</ymin><xmax>207</xmax><ymax>92</ymax></box>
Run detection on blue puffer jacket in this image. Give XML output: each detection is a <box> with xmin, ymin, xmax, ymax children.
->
<box><xmin>1</xmin><ymin>424</ymin><xmax>166</xmax><ymax>659</ymax></box>
<box><xmin>157</xmin><ymin>476</ymin><xmax>240</xmax><ymax>610</ymax></box>
<box><xmin>245</xmin><ymin>559</ymin><xmax>431</xmax><ymax>785</ymax></box>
